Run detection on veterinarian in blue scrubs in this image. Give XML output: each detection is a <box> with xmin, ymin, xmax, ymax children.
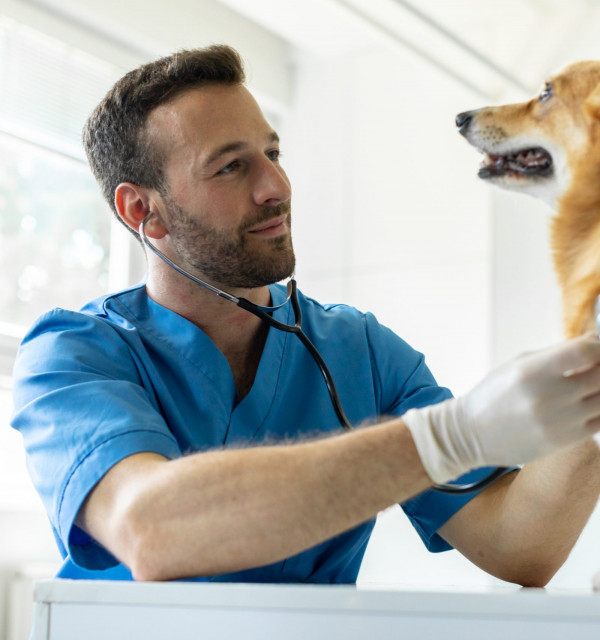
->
<box><xmin>11</xmin><ymin>45</ymin><xmax>600</xmax><ymax>586</ymax></box>
<box><xmin>13</xmin><ymin>283</ymin><xmax>499</xmax><ymax>582</ymax></box>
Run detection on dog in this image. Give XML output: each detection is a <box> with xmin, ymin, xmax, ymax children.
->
<box><xmin>456</xmin><ymin>61</ymin><xmax>600</xmax><ymax>338</ymax></box>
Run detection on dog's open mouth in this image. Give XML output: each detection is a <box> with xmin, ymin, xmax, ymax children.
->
<box><xmin>479</xmin><ymin>147</ymin><xmax>553</xmax><ymax>179</ymax></box>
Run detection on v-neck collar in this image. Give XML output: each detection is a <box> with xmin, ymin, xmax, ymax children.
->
<box><xmin>113</xmin><ymin>283</ymin><xmax>293</xmax><ymax>445</ymax></box>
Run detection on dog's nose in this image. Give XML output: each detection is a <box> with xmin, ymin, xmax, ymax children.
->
<box><xmin>455</xmin><ymin>111</ymin><xmax>473</xmax><ymax>135</ymax></box>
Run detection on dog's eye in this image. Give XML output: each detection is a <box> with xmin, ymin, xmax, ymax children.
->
<box><xmin>538</xmin><ymin>82</ymin><xmax>553</xmax><ymax>103</ymax></box>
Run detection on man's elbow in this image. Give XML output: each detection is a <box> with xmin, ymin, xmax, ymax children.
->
<box><xmin>121</xmin><ymin>507</ymin><xmax>176</xmax><ymax>582</ymax></box>
<box><xmin>129</xmin><ymin>551</ymin><xmax>169</xmax><ymax>582</ymax></box>
<box><xmin>499</xmin><ymin>560</ymin><xmax>562</xmax><ymax>589</ymax></box>
<box><xmin>514</xmin><ymin>573</ymin><xmax>553</xmax><ymax>589</ymax></box>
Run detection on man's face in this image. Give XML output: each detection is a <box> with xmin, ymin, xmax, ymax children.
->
<box><xmin>147</xmin><ymin>83</ymin><xmax>294</xmax><ymax>290</ymax></box>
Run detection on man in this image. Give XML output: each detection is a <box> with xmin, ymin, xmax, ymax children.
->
<box><xmin>11</xmin><ymin>45</ymin><xmax>600</xmax><ymax>585</ymax></box>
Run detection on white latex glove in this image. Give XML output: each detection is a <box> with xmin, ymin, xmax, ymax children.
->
<box><xmin>403</xmin><ymin>332</ymin><xmax>600</xmax><ymax>484</ymax></box>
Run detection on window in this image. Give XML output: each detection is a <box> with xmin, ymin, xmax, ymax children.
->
<box><xmin>0</xmin><ymin>132</ymin><xmax>111</xmax><ymax>329</ymax></box>
<box><xmin>0</xmin><ymin>17</ymin><xmax>144</xmax><ymax>506</ymax></box>
<box><xmin>0</xmin><ymin>17</ymin><xmax>143</xmax><ymax>335</ymax></box>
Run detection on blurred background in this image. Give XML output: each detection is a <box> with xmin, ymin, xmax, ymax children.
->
<box><xmin>1</xmin><ymin>0</ymin><xmax>600</xmax><ymax>637</ymax></box>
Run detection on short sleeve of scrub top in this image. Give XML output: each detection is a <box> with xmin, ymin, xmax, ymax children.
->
<box><xmin>11</xmin><ymin>308</ymin><xmax>182</xmax><ymax>570</ymax></box>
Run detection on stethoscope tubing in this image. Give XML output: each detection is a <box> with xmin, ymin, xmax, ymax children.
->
<box><xmin>237</xmin><ymin>281</ymin><xmax>353</xmax><ymax>430</ymax></box>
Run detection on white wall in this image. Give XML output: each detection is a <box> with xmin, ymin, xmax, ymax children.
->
<box><xmin>287</xmin><ymin>47</ymin><xmax>493</xmax><ymax>396</ymax></box>
<box><xmin>491</xmin><ymin>189</ymin><xmax>562</xmax><ymax>363</ymax></box>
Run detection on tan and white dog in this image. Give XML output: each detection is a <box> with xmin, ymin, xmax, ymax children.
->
<box><xmin>456</xmin><ymin>61</ymin><xmax>600</xmax><ymax>338</ymax></box>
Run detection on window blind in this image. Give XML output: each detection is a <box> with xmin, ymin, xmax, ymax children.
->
<box><xmin>0</xmin><ymin>17</ymin><xmax>121</xmax><ymax>159</ymax></box>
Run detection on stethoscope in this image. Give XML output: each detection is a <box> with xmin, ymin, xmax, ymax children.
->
<box><xmin>139</xmin><ymin>212</ymin><xmax>507</xmax><ymax>494</ymax></box>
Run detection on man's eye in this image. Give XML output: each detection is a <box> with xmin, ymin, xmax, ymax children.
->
<box><xmin>218</xmin><ymin>160</ymin><xmax>241</xmax><ymax>175</ymax></box>
<box><xmin>267</xmin><ymin>149</ymin><xmax>281</xmax><ymax>162</ymax></box>
<box><xmin>538</xmin><ymin>82</ymin><xmax>553</xmax><ymax>103</ymax></box>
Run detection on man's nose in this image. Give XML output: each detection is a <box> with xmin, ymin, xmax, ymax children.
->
<box><xmin>253</xmin><ymin>157</ymin><xmax>291</xmax><ymax>205</ymax></box>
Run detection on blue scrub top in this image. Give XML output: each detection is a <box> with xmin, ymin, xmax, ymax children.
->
<box><xmin>11</xmin><ymin>283</ymin><xmax>500</xmax><ymax>583</ymax></box>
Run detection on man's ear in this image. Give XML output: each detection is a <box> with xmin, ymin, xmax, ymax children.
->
<box><xmin>584</xmin><ymin>82</ymin><xmax>600</xmax><ymax>122</ymax></box>
<box><xmin>114</xmin><ymin>183</ymin><xmax>168</xmax><ymax>238</ymax></box>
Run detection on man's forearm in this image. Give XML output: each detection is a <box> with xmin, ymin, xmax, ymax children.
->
<box><xmin>80</xmin><ymin>418</ymin><xmax>431</xmax><ymax>581</ymax></box>
<box><xmin>440</xmin><ymin>438</ymin><xmax>600</xmax><ymax>586</ymax></box>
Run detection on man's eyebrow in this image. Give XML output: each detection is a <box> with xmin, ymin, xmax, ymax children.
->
<box><xmin>203</xmin><ymin>131</ymin><xmax>280</xmax><ymax>168</ymax></box>
<box><xmin>203</xmin><ymin>141</ymin><xmax>246</xmax><ymax>168</ymax></box>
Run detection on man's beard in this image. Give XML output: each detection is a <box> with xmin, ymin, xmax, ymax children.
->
<box><xmin>165</xmin><ymin>197</ymin><xmax>296</xmax><ymax>290</ymax></box>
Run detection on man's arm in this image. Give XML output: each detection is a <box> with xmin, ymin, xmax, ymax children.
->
<box><xmin>79</xmin><ymin>332</ymin><xmax>600</xmax><ymax>583</ymax></box>
<box><xmin>78</xmin><ymin>418</ymin><xmax>430</xmax><ymax>581</ymax></box>
<box><xmin>438</xmin><ymin>438</ymin><xmax>600</xmax><ymax>587</ymax></box>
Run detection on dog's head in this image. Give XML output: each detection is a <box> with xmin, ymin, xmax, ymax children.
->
<box><xmin>457</xmin><ymin>61</ymin><xmax>600</xmax><ymax>209</ymax></box>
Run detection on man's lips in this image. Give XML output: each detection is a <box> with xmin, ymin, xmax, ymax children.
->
<box><xmin>247</xmin><ymin>214</ymin><xmax>288</xmax><ymax>237</ymax></box>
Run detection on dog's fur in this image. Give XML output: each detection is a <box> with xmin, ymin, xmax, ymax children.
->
<box><xmin>457</xmin><ymin>61</ymin><xmax>600</xmax><ymax>338</ymax></box>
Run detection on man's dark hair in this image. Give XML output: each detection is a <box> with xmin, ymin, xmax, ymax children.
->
<box><xmin>82</xmin><ymin>45</ymin><xmax>246</xmax><ymax>236</ymax></box>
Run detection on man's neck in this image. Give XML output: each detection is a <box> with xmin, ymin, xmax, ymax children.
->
<box><xmin>146</xmin><ymin>264</ymin><xmax>272</xmax><ymax>401</ymax></box>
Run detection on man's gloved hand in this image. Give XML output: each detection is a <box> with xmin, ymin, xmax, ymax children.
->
<box><xmin>403</xmin><ymin>332</ymin><xmax>600</xmax><ymax>484</ymax></box>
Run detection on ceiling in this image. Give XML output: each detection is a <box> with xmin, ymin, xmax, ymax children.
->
<box><xmin>14</xmin><ymin>0</ymin><xmax>600</xmax><ymax>102</ymax></box>
<box><xmin>218</xmin><ymin>0</ymin><xmax>600</xmax><ymax>100</ymax></box>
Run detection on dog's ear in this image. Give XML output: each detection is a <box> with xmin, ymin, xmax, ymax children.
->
<box><xmin>585</xmin><ymin>82</ymin><xmax>600</xmax><ymax>121</ymax></box>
